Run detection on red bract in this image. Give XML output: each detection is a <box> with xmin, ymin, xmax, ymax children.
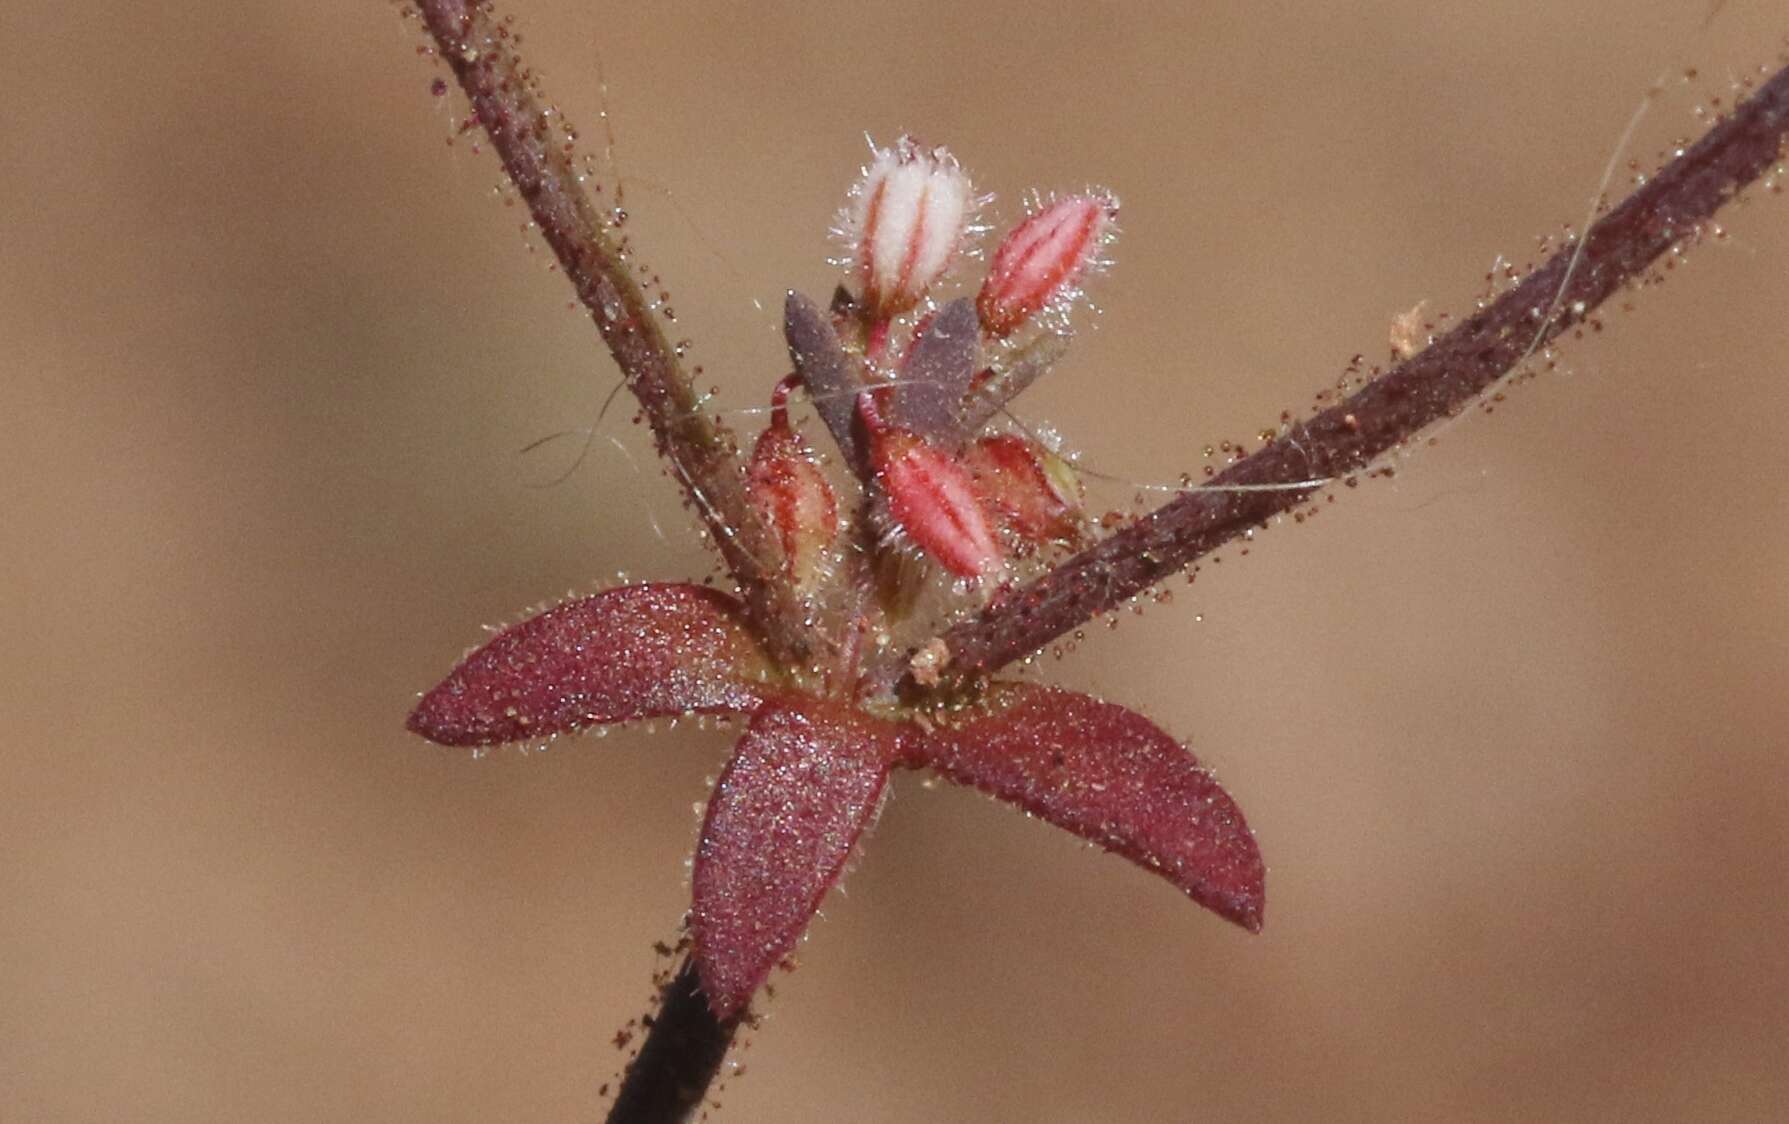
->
<box><xmin>410</xmin><ymin>587</ymin><xmax>1264</xmax><ymax>1018</ymax></box>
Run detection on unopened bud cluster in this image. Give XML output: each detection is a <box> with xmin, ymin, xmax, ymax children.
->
<box><xmin>748</xmin><ymin>135</ymin><xmax>1117</xmax><ymax>595</ymax></box>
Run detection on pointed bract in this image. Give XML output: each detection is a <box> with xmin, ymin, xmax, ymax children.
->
<box><xmin>890</xmin><ymin>297</ymin><xmax>980</xmax><ymax>443</ymax></box>
<box><xmin>691</xmin><ymin>697</ymin><xmax>905</xmax><ymax>1018</ymax></box>
<box><xmin>407</xmin><ymin>584</ymin><xmax>775</xmax><ymax>747</ymax></box>
<box><xmin>784</xmin><ymin>291</ymin><xmax>867</xmax><ymax>475</ymax></box>
<box><xmin>909</xmin><ymin>685</ymin><xmax>1264</xmax><ymax>930</ymax></box>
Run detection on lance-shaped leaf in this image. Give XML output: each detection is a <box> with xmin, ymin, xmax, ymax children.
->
<box><xmin>784</xmin><ymin>291</ymin><xmax>865</xmax><ymax>475</ymax></box>
<box><xmin>408</xmin><ymin>583</ymin><xmax>775</xmax><ymax>747</ymax></box>
<box><xmin>889</xmin><ymin>297</ymin><xmax>979</xmax><ymax>442</ymax></box>
<box><xmin>691</xmin><ymin>696</ymin><xmax>904</xmax><ymax>1018</ymax></box>
<box><xmin>908</xmin><ymin>685</ymin><xmax>1264</xmax><ymax>930</ymax></box>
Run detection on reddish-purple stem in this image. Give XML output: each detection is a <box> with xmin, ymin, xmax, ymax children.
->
<box><xmin>904</xmin><ymin>64</ymin><xmax>1789</xmax><ymax>694</ymax></box>
<box><xmin>414</xmin><ymin>0</ymin><xmax>817</xmax><ymax>671</ymax></box>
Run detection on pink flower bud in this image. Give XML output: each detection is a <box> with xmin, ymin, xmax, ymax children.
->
<box><xmin>977</xmin><ymin>193</ymin><xmax>1118</xmax><ymax>337</ymax></box>
<box><xmin>963</xmin><ymin>434</ymin><xmax>1084</xmax><ymax>547</ymax></box>
<box><xmin>860</xmin><ymin>392</ymin><xmax>1002</xmax><ymax>581</ymax></box>
<box><xmin>844</xmin><ymin>137</ymin><xmax>976</xmax><ymax>320</ymax></box>
<box><xmin>747</xmin><ymin>377</ymin><xmax>839</xmax><ymax>594</ymax></box>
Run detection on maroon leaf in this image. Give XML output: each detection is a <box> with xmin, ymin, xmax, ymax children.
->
<box><xmin>408</xmin><ymin>583</ymin><xmax>776</xmax><ymax>747</ymax></box>
<box><xmin>907</xmin><ymin>685</ymin><xmax>1264</xmax><ymax>931</ymax></box>
<box><xmin>690</xmin><ymin>696</ymin><xmax>906</xmax><ymax>1017</ymax></box>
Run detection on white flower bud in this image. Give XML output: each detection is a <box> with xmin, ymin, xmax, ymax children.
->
<box><xmin>843</xmin><ymin>137</ymin><xmax>975</xmax><ymax>320</ymax></box>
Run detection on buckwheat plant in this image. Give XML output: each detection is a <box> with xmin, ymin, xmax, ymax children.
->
<box><xmin>401</xmin><ymin>2</ymin><xmax>1789</xmax><ymax>1120</ymax></box>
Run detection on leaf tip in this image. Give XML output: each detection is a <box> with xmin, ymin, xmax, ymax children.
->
<box><xmin>405</xmin><ymin>682</ymin><xmax>473</xmax><ymax>746</ymax></box>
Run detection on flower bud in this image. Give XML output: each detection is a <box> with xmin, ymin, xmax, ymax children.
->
<box><xmin>963</xmin><ymin>434</ymin><xmax>1085</xmax><ymax>547</ymax></box>
<box><xmin>844</xmin><ymin>137</ymin><xmax>975</xmax><ymax>320</ymax></box>
<box><xmin>747</xmin><ymin>377</ymin><xmax>839</xmax><ymax>594</ymax></box>
<box><xmin>976</xmin><ymin>193</ymin><xmax>1117</xmax><ymax>337</ymax></box>
<box><xmin>859</xmin><ymin>392</ymin><xmax>1002</xmax><ymax>581</ymax></box>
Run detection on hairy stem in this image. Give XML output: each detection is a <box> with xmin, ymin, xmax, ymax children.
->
<box><xmin>896</xmin><ymin>63</ymin><xmax>1789</xmax><ymax>694</ymax></box>
<box><xmin>607</xmin><ymin>957</ymin><xmax>739</xmax><ymax>1124</ymax></box>
<box><xmin>414</xmin><ymin>0</ymin><xmax>816</xmax><ymax>669</ymax></box>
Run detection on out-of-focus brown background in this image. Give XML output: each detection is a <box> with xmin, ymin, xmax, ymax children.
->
<box><xmin>5</xmin><ymin>1</ymin><xmax>1787</xmax><ymax>1120</ymax></box>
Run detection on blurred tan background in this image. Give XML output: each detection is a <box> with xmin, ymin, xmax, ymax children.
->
<box><xmin>5</xmin><ymin>1</ymin><xmax>1788</xmax><ymax>1120</ymax></box>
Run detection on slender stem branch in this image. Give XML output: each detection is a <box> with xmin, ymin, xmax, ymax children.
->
<box><xmin>894</xmin><ymin>63</ymin><xmax>1789</xmax><ymax>695</ymax></box>
<box><xmin>414</xmin><ymin>0</ymin><xmax>816</xmax><ymax>669</ymax></box>
<box><xmin>606</xmin><ymin>956</ymin><xmax>739</xmax><ymax>1124</ymax></box>
<box><xmin>408</xmin><ymin>8</ymin><xmax>772</xmax><ymax>1119</ymax></box>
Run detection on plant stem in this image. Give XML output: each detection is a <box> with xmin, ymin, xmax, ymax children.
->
<box><xmin>409</xmin><ymin>1</ymin><xmax>1789</xmax><ymax>1113</ymax></box>
<box><xmin>893</xmin><ymin>62</ymin><xmax>1789</xmax><ymax>695</ymax></box>
<box><xmin>413</xmin><ymin>0</ymin><xmax>816</xmax><ymax>670</ymax></box>
<box><xmin>606</xmin><ymin>956</ymin><xmax>739</xmax><ymax>1124</ymax></box>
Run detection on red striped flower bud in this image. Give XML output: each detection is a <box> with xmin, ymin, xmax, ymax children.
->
<box><xmin>842</xmin><ymin>137</ymin><xmax>976</xmax><ymax>320</ymax></box>
<box><xmin>964</xmin><ymin>433</ymin><xmax>1085</xmax><ymax>547</ymax></box>
<box><xmin>747</xmin><ymin>376</ymin><xmax>839</xmax><ymax>594</ymax></box>
<box><xmin>976</xmin><ymin>193</ymin><xmax>1118</xmax><ymax>338</ymax></box>
<box><xmin>859</xmin><ymin>392</ymin><xmax>1002</xmax><ymax>581</ymax></box>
